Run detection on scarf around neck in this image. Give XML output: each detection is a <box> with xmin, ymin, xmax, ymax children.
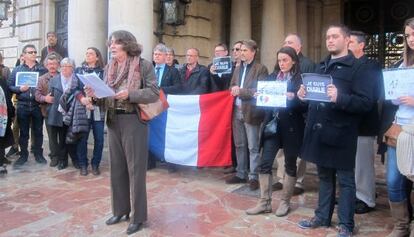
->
<box><xmin>106</xmin><ymin>56</ymin><xmax>141</xmax><ymax>108</ymax></box>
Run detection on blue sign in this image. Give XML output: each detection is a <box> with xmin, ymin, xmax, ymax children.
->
<box><xmin>301</xmin><ymin>73</ymin><xmax>332</xmax><ymax>102</ymax></box>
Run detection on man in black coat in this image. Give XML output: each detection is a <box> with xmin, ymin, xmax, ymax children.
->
<box><xmin>209</xmin><ymin>43</ymin><xmax>234</xmax><ymax>92</ymax></box>
<box><xmin>296</xmin><ymin>25</ymin><xmax>375</xmax><ymax>237</ymax></box>
<box><xmin>349</xmin><ymin>31</ymin><xmax>383</xmax><ymax>214</ymax></box>
<box><xmin>40</xmin><ymin>31</ymin><xmax>68</xmax><ymax>65</ymax></box>
<box><xmin>8</xmin><ymin>44</ymin><xmax>48</xmax><ymax>167</ymax></box>
<box><xmin>176</xmin><ymin>48</ymin><xmax>211</xmax><ymax>95</ymax></box>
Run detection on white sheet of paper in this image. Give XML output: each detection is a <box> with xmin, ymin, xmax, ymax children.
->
<box><xmin>256</xmin><ymin>81</ymin><xmax>287</xmax><ymax>107</ymax></box>
<box><xmin>77</xmin><ymin>73</ymin><xmax>115</xmax><ymax>98</ymax></box>
<box><xmin>383</xmin><ymin>68</ymin><xmax>414</xmax><ymax>100</ymax></box>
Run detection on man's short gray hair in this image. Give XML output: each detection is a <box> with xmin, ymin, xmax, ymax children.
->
<box><xmin>153</xmin><ymin>43</ymin><xmax>168</xmax><ymax>53</ymax></box>
<box><xmin>60</xmin><ymin>57</ymin><xmax>76</xmax><ymax>68</ymax></box>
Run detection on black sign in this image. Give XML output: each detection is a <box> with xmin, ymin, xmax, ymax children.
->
<box><xmin>212</xmin><ymin>56</ymin><xmax>232</xmax><ymax>74</ymax></box>
<box><xmin>301</xmin><ymin>73</ymin><xmax>332</xmax><ymax>102</ymax></box>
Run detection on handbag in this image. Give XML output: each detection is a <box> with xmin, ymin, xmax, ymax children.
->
<box><xmin>263</xmin><ymin>112</ymin><xmax>278</xmax><ymax>138</ymax></box>
<box><xmin>138</xmin><ymin>89</ymin><xmax>169</xmax><ymax>121</ymax></box>
<box><xmin>384</xmin><ymin>123</ymin><xmax>402</xmax><ymax>147</ymax></box>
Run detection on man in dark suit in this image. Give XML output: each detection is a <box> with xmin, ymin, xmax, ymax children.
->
<box><xmin>147</xmin><ymin>44</ymin><xmax>181</xmax><ymax>170</ymax></box>
<box><xmin>152</xmin><ymin>44</ymin><xmax>180</xmax><ymax>93</ymax></box>
<box><xmin>349</xmin><ymin>30</ymin><xmax>382</xmax><ymax>214</ymax></box>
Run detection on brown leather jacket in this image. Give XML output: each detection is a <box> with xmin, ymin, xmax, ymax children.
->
<box><xmin>35</xmin><ymin>72</ymin><xmax>55</xmax><ymax>117</ymax></box>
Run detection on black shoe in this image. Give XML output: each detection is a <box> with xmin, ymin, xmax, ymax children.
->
<box><xmin>167</xmin><ymin>163</ymin><xmax>178</xmax><ymax>173</ymax></box>
<box><xmin>6</xmin><ymin>147</ymin><xmax>19</xmax><ymax>157</ymax></box>
<box><xmin>293</xmin><ymin>187</ymin><xmax>305</xmax><ymax>196</ymax></box>
<box><xmin>225</xmin><ymin>176</ymin><xmax>247</xmax><ymax>184</ymax></box>
<box><xmin>105</xmin><ymin>214</ymin><xmax>129</xmax><ymax>225</ymax></box>
<box><xmin>272</xmin><ymin>182</ymin><xmax>283</xmax><ymax>191</ymax></box>
<box><xmin>57</xmin><ymin>161</ymin><xmax>68</xmax><ymax>170</ymax></box>
<box><xmin>35</xmin><ymin>155</ymin><xmax>47</xmax><ymax>164</ymax></box>
<box><xmin>355</xmin><ymin>199</ymin><xmax>374</xmax><ymax>214</ymax></box>
<box><xmin>80</xmin><ymin>166</ymin><xmax>88</xmax><ymax>176</ymax></box>
<box><xmin>13</xmin><ymin>156</ymin><xmax>28</xmax><ymax>167</ymax></box>
<box><xmin>49</xmin><ymin>158</ymin><xmax>58</xmax><ymax>167</ymax></box>
<box><xmin>92</xmin><ymin>166</ymin><xmax>100</xmax><ymax>176</ymax></box>
<box><xmin>72</xmin><ymin>161</ymin><xmax>80</xmax><ymax>169</ymax></box>
<box><xmin>126</xmin><ymin>223</ymin><xmax>142</xmax><ymax>235</ymax></box>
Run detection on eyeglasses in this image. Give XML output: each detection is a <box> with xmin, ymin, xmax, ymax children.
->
<box><xmin>25</xmin><ymin>51</ymin><xmax>37</xmax><ymax>55</ymax></box>
<box><xmin>232</xmin><ymin>48</ymin><xmax>240</xmax><ymax>52</ymax></box>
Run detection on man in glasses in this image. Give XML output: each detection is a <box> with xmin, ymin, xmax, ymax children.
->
<box><xmin>8</xmin><ymin>44</ymin><xmax>47</xmax><ymax>167</ymax></box>
<box><xmin>209</xmin><ymin>41</ymin><xmax>243</xmax><ymax>92</ymax></box>
<box><xmin>40</xmin><ymin>31</ymin><xmax>68</xmax><ymax>65</ymax></box>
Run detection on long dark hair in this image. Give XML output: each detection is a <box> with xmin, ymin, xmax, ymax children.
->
<box><xmin>404</xmin><ymin>17</ymin><xmax>414</xmax><ymax>67</ymax></box>
<box><xmin>83</xmin><ymin>47</ymin><xmax>105</xmax><ymax>69</ymax></box>
<box><xmin>274</xmin><ymin>46</ymin><xmax>300</xmax><ymax>75</ymax></box>
<box><xmin>107</xmin><ymin>30</ymin><xmax>142</xmax><ymax>57</ymax></box>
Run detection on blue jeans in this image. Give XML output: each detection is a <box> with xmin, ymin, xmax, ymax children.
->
<box><xmin>17</xmin><ymin>106</ymin><xmax>43</xmax><ymax>157</ymax></box>
<box><xmin>386</xmin><ymin>146</ymin><xmax>412</xmax><ymax>202</ymax></box>
<box><xmin>315</xmin><ymin>166</ymin><xmax>355</xmax><ymax>232</ymax></box>
<box><xmin>77</xmin><ymin>118</ymin><xmax>104</xmax><ymax>168</ymax></box>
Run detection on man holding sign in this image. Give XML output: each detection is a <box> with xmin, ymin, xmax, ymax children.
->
<box><xmin>8</xmin><ymin>44</ymin><xmax>47</xmax><ymax>167</ymax></box>
<box><xmin>296</xmin><ymin>25</ymin><xmax>375</xmax><ymax>237</ymax></box>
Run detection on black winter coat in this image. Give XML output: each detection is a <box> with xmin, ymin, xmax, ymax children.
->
<box><xmin>174</xmin><ymin>64</ymin><xmax>212</xmax><ymax>95</ymax></box>
<box><xmin>300</xmin><ymin>53</ymin><xmax>375</xmax><ymax>169</ymax></box>
<box><xmin>157</xmin><ymin>64</ymin><xmax>181</xmax><ymax>94</ymax></box>
<box><xmin>260</xmin><ymin>72</ymin><xmax>307</xmax><ymax>157</ymax></box>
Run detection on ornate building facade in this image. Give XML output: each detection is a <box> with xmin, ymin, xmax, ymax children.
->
<box><xmin>0</xmin><ymin>0</ymin><xmax>413</xmax><ymax>70</ymax></box>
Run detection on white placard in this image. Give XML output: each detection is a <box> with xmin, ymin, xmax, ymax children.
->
<box><xmin>256</xmin><ymin>81</ymin><xmax>287</xmax><ymax>107</ymax></box>
<box><xmin>383</xmin><ymin>68</ymin><xmax>414</xmax><ymax>100</ymax></box>
<box><xmin>15</xmin><ymin>72</ymin><xmax>39</xmax><ymax>87</ymax></box>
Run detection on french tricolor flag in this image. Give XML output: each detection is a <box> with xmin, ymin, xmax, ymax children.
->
<box><xmin>149</xmin><ymin>91</ymin><xmax>234</xmax><ymax>167</ymax></box>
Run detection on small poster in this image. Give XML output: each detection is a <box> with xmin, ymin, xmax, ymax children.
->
<box><xmin>15</xmin><ymin>72</ymin><xmax>39</xmax><ymax>87</ymax></box>
<box><xmin>212</xmin><ymin>56</ymin><xmax>232</xmax><ymax>74</ymax></box>
<box><xmin>256</xmin><ymin>81</ymin><xmax>287</xmax><ymax>107</ymax></box>
<box><xmin>301</xmin><ymin>73</ymin><xmax>332</xmax><ymax>102</ymax></box>
<box><xmin>382</xmin><ymin>68</ymin><xmax>414</xmax><ymax>100</ymax></box>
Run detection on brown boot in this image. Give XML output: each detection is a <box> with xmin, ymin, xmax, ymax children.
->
<box><xmin>275</xmin><ymin>174</ymin><xmax>296</xmax><ymax>217</ymax></box>
<box><xmin>246</xmin><ymin>174</ymin><xmax>272</xmax><ymax>215</ymax></box>
<box><xmin>387</xmin><ymin>200</ymin><xmax>410</xmax><ymax>237</ymax></box>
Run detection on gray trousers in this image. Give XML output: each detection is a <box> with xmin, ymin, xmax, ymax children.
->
<box><xmin>108</xmin><ymin>113</ymin><xmax>148</xmax><ymax>224</ymax></box>
<box><xmin>355</xmin><ymin>136</ymin><xmax>376</xmax><ymax>207</ymax></box>
<box><xmin>233</xmin><ymin>109</ymin><xmax>261</xmax><ymax>181</ymax></box>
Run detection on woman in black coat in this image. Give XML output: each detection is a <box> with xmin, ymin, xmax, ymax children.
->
<box><xmin>0</xmin><ymin>77</ymin><xmax>15</xmax><ymax>166</ymax></box>
<box><xmin>246</xmin><ymin>46</ymin><xmax>306</xmax><ymax>217</ymax></box>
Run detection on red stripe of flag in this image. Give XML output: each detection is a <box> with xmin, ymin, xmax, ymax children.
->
<box><xmin>197</xmin><ymin>91</ymin><xmax>234</xmax><ymax>167</ymax></box>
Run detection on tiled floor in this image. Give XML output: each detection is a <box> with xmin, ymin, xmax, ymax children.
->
<box><xmin>0</xmin><ymin>143</ymin><xmax>395</xmax><ymax>236</ymax></box>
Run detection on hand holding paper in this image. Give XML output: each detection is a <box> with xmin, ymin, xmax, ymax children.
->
<box><xmin>77</xmin><ymin>73</ymin><xmax>115</xmax><ymax>98</ymax></box>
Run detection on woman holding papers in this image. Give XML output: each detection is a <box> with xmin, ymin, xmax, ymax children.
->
<box><xmin>246</xmin><ymin>46</ymin><xmax>306</xmax><ymax>217</ymax></box>
<box><xmin>381</xmin><ymin>17</ymin><xmax>414</xmax><ymax>236</ymax></box>
<box><xmin>85</xmin><ymin>30</ymin><xmax>159</xmax><ymax>235</ymax></box>
<box><xmin>75</xmin><ymin>47</ymin><xmax>105</xmax><ymax>176</ymax></box>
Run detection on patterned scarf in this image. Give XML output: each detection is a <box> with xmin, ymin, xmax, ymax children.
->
<box><xmin>0</xmin><ymin>86</ymin><xmax>7</xmax><ymax>137</ymax></box>
<box><xmin>105</xmin><ymin>56</ymin><xmax>141</xmax><ymax>109</ymax></box>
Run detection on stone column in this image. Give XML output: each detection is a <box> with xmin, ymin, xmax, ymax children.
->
<box><xmin>230</xmin><ymin>0</ymin><xmax>251</xmax><ymax>46</ymax></box>
<box><xmin>284</xmin><ymin>0</ymin><xmax>297</xmax><ymax>34</ymax></box>
<box><xmin>297</xmin><ymin>0</ymin><xmax>308</xmax><ymax>55</ymax></box>
<box><xmin>68</xmin><ymin>0</ymin><xmax>108</xmax><ymax>66</ymax></box>
<box><xmin>260</xmin><ymin>0</ymin><xmax>284</xmax><ymax>71</ymax></box>
<box><xmin>108</xmin><ymin>0</ymin><xmax>153</xmax><ymax>60</ymax></box>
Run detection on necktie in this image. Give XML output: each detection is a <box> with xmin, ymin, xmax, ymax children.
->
<box><xmin>156</xmin><ymin>66</ymin><xmax>161</xmax><ymax>86</ymax></box>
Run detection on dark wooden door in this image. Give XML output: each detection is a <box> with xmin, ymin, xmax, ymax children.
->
<box><xmin>55</xmin><ymin>0</ymin><xmax>68</xmax><ymax>50</ymax></box>
<box><xmin>344</xmin><ymin>0</ymin><xmax>414</xmax><ymax>67</ymax></box>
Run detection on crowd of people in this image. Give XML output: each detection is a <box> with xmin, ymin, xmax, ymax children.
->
<box><xmin>0</xmin><ymin>17</ymin><xmax>413</xmax><ymax>236</ymax></box>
